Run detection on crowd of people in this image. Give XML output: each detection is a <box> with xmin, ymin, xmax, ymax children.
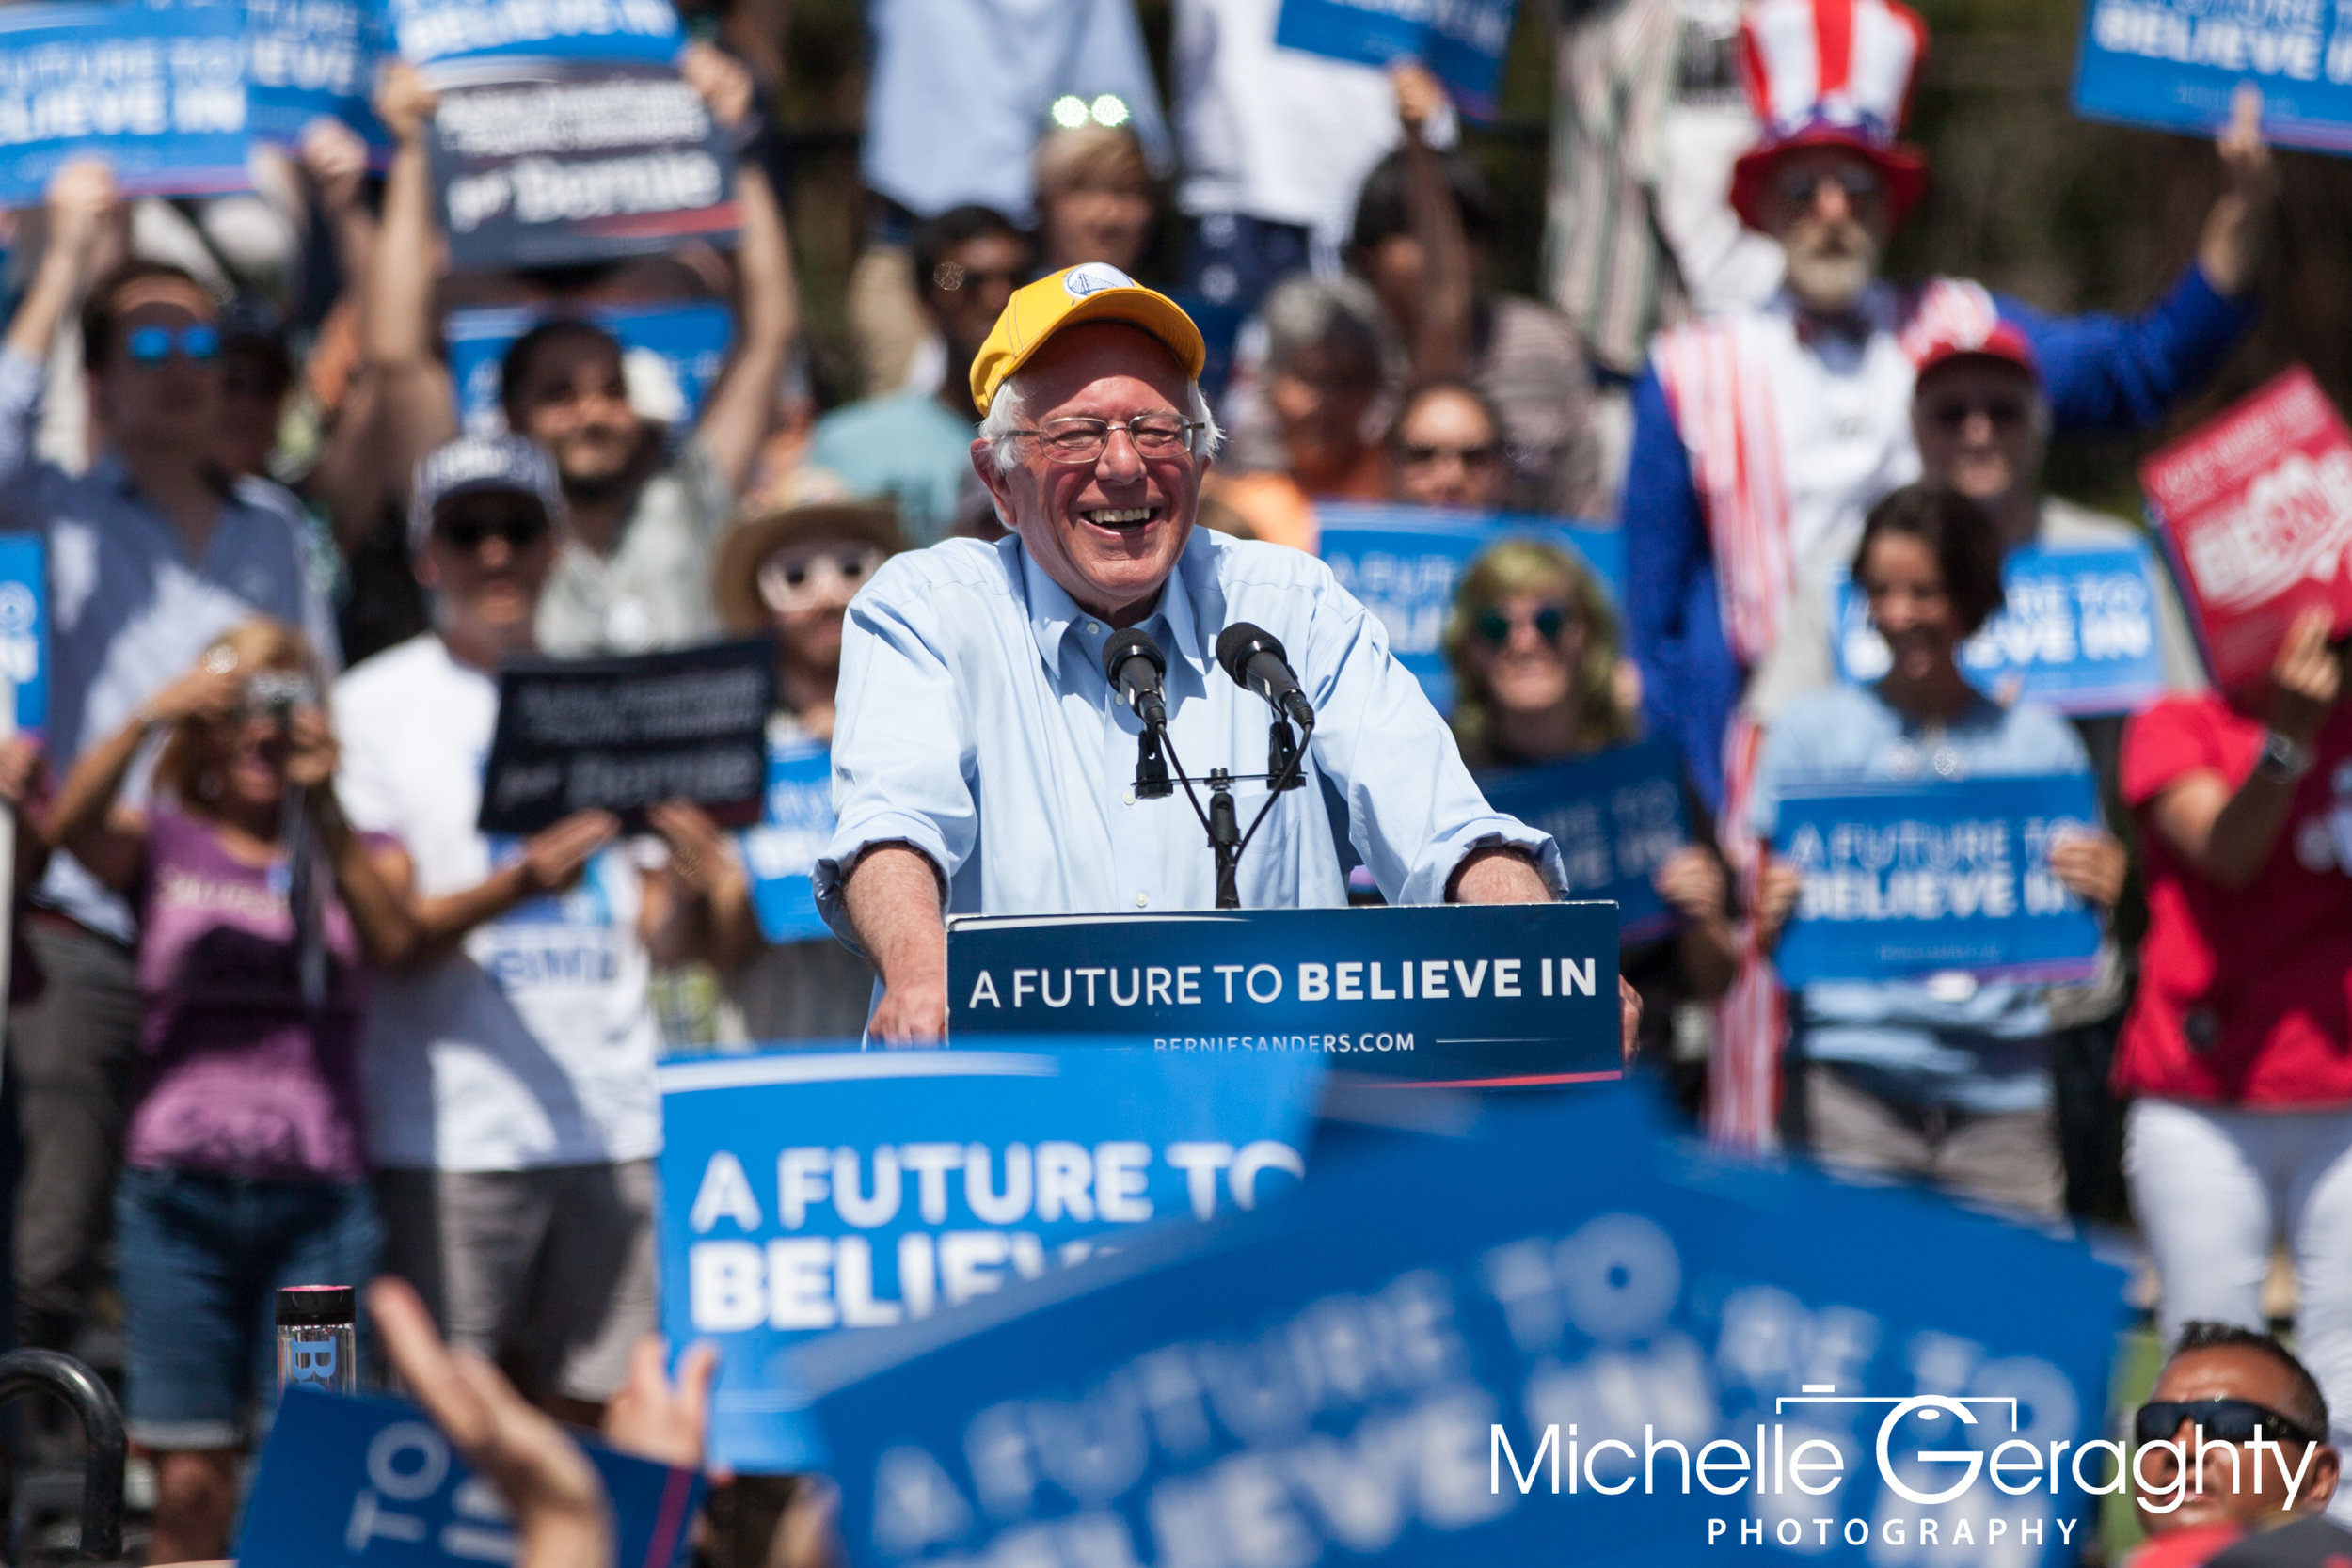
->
<box><xmin>0</xmin><ymin>0</ymin><xmax>2339</xmax><ymax>1560</ymax></box>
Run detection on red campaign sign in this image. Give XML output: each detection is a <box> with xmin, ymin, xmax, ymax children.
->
<box><xmin>2143</xmin><ymin>366</ymin><xmax>2352</xmax><ymax>688</ymax></box>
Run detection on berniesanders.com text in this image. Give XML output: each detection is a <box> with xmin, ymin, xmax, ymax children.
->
<box><xmin>1153</xmin><ymin>1031</ymin><xmax>1416</xmax><ymax>1053</ymax></box>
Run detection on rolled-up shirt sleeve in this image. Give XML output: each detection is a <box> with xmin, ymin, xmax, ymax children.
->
<box><xmin>1300</xmin><ymin>585</ymin><xmax>1567</xmax><ymax>905</ymax></box>
<box><xmin>814</xmin><ymin>570</ymin><xmax>979</xmax><ymax>947</ymax></box>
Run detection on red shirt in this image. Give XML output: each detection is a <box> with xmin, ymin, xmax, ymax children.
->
<box><xmin>2119</xmin><ymin>694</ymin><xmax>2352</xmax><ymax>1105</ymax></box>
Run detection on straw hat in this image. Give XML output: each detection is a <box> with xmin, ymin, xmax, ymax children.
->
<box><xmin>712</xmin><ymin>467</ymin><xmax>905</xmax><ymax>635</ymax></box>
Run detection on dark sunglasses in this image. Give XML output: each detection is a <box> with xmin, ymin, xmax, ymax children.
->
<box><xmin>1924</xmin><ymin>396</ymin><xmax>2030</xmax><ymax>431</ymax></box>
<box><xmin>1775</xmin><ymin>166</ymin><xmax>1883</xmax><ymax>207</ymax></box>
<box><xmin>1400</xmin><ymin>442</ymin><xmax>1499</xmax><ymax>467</ymax></box>
<box><xmin>2135</xmin><ymin>1398</ymin><xmax>2326</xmax><ymax>1448</ymax></box>
<box><xmin>123</xmin><ymin>324</ymin><xmax>222</xmax><ymax>366</ymax></box>
<box><xmin>1473</xmin><ymin>603</ymin><xmax>1574</xmax><ymax>645</ymax></box>
<box><xmin>436</xmin><ymin>512</ymin><xmax>550</xmax><ymax>553</ymax></box>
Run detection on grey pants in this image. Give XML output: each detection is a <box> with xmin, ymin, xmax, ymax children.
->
<box><xmin>11</xmin><ymin>918</ymin><xmax>141</xmax><ymax>1349</ymax></box>
<box><xmin>1805</xmin><ymin>1065</ymin><xmax>2066</xmax><ymax>1219</ymax></box>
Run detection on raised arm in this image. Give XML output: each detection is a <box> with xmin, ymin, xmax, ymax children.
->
<box><xmin>0</xmin><ymin>161</ymin><xmax>121</xmax><ymax>485</ymax></box>
<box><xmin>680</xmin><ymin>43</ymin><xmax>798</xmax><ymax>494</ymax></box>
<box><xmin>2144</xmin><ymin>606</ymin><xmax>2338</xmax><ymax>891</ymax></box>
<box><xmin>365</xmin><ymin>63</ymin><xmax>459</xmax><ymax>495</ymax></box>
<box><xmin>1391</xmin><ymin>63</ymin><xmax>1471</xmax><ymax>385</ymax></box>
<box><xmin>45</xmin><ymin>659</ymin><xmax>241</xmax><ymax>893</ymax></box>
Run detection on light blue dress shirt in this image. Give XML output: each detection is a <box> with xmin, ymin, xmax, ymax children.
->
<box><xmin>816</xmin><ymin>529</ymin><xmax>1564</xmax><ymax>935</ymax></box>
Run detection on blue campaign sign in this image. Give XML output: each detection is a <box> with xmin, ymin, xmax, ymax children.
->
<box><xmin>240</xmin><ymin>0</ymin><xmax>391</xmax><ymax>148</ymax></box>
<box><xmin>386</xmin><ymin>0</ymin><xmax>682</xmax><ymax>69</ymax></box>
<box><xmin>445</xmin><ymin>301</ymin><xmax>733</xmax><ymax>437</ymax></box>
<box><xmin>0</xmin><ymin>2</ymin><xmax>250</xmax><ymax>208</ymax></box>
<box><xmin>1274</xmin><ymin>0</ymin><xmax>1519</xmax><ymax>119</ymax></box>
<box><xmin>1832</xmin><ymin>543</ymin><xmax>2169</xmax><ymax>716</ymax></box>
<box><xmin>946</xmin><ymin>902</ymin><xmax>1623</xmax><ymax>1086</ymax></box>
<box><xmin>1476</xmin><ymin>739</ymin><xmax>1691</xmax><ymax>942</ymax></box>
<box><xmin>1316</xmin><ymin>503</ymin><xmax>1625</xmax><ymax>715</ymax></box>
<box><xmin>1772</xmin><ymin>775</ymin><xmax>2105</xmax><ymax>988</ymax></box>
<box><xmin>2073</xmin><ymin>0</ymin><xmax>2352</xmax><ymax>155</ymax></box>
<box><xmin>797</xmin><ymin>1085</ymin><xmax>2130</xmax><ymax>1568</ymax></box>
<box><xmin>739</xmin><ymin>733</ymin><xmax>833</xmax><ymax>945</ymax></box>
<box><xmin>656</xmin><ymin>1045</ymin><xmax>1329</xmax><ymax>1474</ymax></box>
<box><xmin>239</xmin><ymin>1386</ymin><xmax>703</xmax><ymax>1568</ymax></box>
<box><xmin>0</xmin><ymin>533</ymin><xmax>45</xmax><ymax>736</ymax></box>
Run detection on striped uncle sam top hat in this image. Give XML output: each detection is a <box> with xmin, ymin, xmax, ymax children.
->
<box><xmin>1729</xmin><ymin>0</ymin><xmax>1931</xmax><ymax>233</ymax></box>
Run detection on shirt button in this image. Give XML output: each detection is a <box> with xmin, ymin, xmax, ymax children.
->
<box><xmin>1122</xmin><ymin>790</ymin><xmax>1135</xmax><ymax>805</ymax></box>
<box><xmin>1086</xmin><ymin>621</ymin><xmax>1102</xmax><ymax>634</ymax></box>
<box><xmin>1134</xmin><ymin>893</ymin><xmax>1149</xmax><ymax>908</ymax></box>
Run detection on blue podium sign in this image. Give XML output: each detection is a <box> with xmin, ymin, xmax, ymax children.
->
<box><xmin>0</xmin><ymin>2</ymin><xmax>251</xmax><ymax>207</ymax></box>
<box><xmin>1273</xmin><ymin>0</ymin><xmax>1518</xmax><ymax>119</ymax></box>
<box><xmin>239</xmin><ymin>1386</ymin><xmax>702</xmax><ymax>1568</ymax></box>
<box><xmin>445</xmin><ymin>299</ymin><xmax>734</xmax><ymax>436</ymax></box>
<box><xmin>739</xmin><ymin>734</ymin><xmax>833</xmax><ymax>945</ymax></box>
<box><xmin>796</xmin><ymin>1086</ymin><xmax>2129</xmax><ymax>1568</ymax></box>
<box><xmin>1476</xmin><ymin>740</ymin><xmax>1691</xmax><ymax>942</ymax></box>
<box><xmin>656</xmin><ymin>1045</ymin><xmax>1328</xmax><ymax>1474</ymax></box>
<box><xmin>1833</xmin><ymin>544</ymin><xmax>2169</xmax><ymax>715</ymax></box>
<box><xmin>2074</xmin><ymin>0</ymin><xmax>2352</xmax><ymax>155</ymax></box>
<box><xmin>1772</xmin><ymin>775</ymin><xmax>2105</xmax><ymax>987</ymax></box>
<box><xmin>946</xmin><ymin>903</ymin><xmax>1622</xmax><ymax>1085</ymax></box>
<box><xmin>1316</xmin><ymin>504</ymin><xmax>1623</xmax><ymax>714</ymax></box>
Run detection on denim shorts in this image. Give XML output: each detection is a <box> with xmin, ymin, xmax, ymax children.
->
<box><xmin>115</xmin><ymin>1165</ymin><xmax>382</xmax><ymax>1449</ymax></box>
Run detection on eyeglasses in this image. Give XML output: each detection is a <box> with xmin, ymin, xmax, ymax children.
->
<box><xmin>1923</xmin><ymin>396</ymin><xmax>2031</xmax><ymax>431</ymax></box>
<box><xmin>1399</xmin><ymin>442</ymin><xmax>1499</xmax><ymax>468</ymax></box>
<box><xmin>758</xmin><ymin>546</ymin><xmax>886</xmax><ymax>610</ymax></box>
<box><xmin>122</xmin><ymin>325</ymin><xmax>222</xmax><ymax>367</ymax></box>
<box><xmin>1775</xmin><ymin>166</ymin><xmax>1883</xmax><ymax>208</ymax></box>
<box><xmin>1011</xmin><ymin>415</ymin><xmax>1204</xmax><ymax>464</ymax></box>
<box><xmin>2134</xmin><ymin>1399</ymin><xmax>2326</xmax><ymax>1449</ymax></box>
<box><xmin>1473</xmin><ymin>603</ymin><xmax>1575</xmax><ymax>645</ymax></box>
<box><xmin>932</xmin><ymin>262</ymin><xmax>1027</xmax><ymax>293</ymax></box>
<box><xmin>436</xmin><ymin>510</ymin><xmax>550</xmax><ymax>553</ymax></box>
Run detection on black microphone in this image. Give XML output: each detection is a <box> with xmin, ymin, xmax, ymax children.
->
<box><xmin>1216</xmin><ymin>623</ymin><xmax>1314</xmax><ymax>730</ymax></box>
<box><xmin>1103</xmin><ymin>627</ymin><xmax>1168</xmax><ymax>730</ymax></box>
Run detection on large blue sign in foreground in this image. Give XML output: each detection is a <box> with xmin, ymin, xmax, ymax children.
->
<box><xmin>946</xmin><ymin>903</ymin><xmax>1623</xmax><ymax>1085</ymax></box>
<box><xmin>1832</xmin><ymin>543</ymin><xmax>2170</xmax><ymax>716</ymax></box>
<box><xmin>239</xmin><ymin>1386</ymin><xmax>702</xmax><ymax>1568</ymax></box>
<box><xmin>1316</xmin><ymin>504</ymin><xmax>1623</xmax><ymax>714</ymax></box>
<box><xmin>796</xmin><ymin>1087</ymin><xmax>2128</xmax><ymax>1568</ymax></box>
<box><xmin>2073</xmin><ymin>0</ymin><xmax>2352</xmax><ymax>155</ymax></box>
<box><xmin>1772</xmin><ymin>775</ymin><xmax>2106</xmax><ymax>987</ymax></box>
<box><xmin>1477</xmin><ymin>739</ymin><xmax>1691</xmax><ymax>942</ymax></box>
<box><xmin>657</xmin><ymin>1046</ymin><xmax>1328</xmax><ymax>1474</ymax></box>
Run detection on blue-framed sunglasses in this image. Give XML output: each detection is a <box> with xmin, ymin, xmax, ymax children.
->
<box><xmin>122</xmin><ymin>324</ymin><xmax>221</xmax><ymax>366</ymax></box>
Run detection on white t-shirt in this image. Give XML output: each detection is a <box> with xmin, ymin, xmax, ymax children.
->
<box><xmin>334</xmin><ymin>634</ymin><xmax>661</xmax><ymax>1173</ymax></box>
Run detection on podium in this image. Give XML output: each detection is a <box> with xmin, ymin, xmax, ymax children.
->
<box><xmin>946</xmin><ymin>902</ymin><xmax>1622</xmax><ymax>1086</ymax></box>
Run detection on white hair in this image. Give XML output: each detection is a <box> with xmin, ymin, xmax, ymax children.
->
<box><xmin>980</xmin><ymin>372</ymin><xmax>1224</xmax><ymax>474</ymax></box>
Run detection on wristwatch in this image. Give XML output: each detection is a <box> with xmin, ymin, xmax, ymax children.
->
<box><xmin>2256</xmin><ymin>728</ymin><xmax>2315</xmax><ymax>784</ymax></box>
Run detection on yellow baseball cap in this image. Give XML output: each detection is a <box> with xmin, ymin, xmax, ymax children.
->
<box><xmin>969</xmin><ymin>263</ymin><xmax>1208</xmax><ymax>417</ymax></box>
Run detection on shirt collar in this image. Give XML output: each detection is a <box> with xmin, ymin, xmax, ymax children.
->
<box><xmin>1015</xmin><ymin>532</ymin><xmax>1205</xmax><ymax>683</ymax></box>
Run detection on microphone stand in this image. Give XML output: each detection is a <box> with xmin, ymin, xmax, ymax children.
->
<box><xmin>1131</xmin><ymin>714</ymin><xmax>1311</xmax><ymax>911</ymax></box>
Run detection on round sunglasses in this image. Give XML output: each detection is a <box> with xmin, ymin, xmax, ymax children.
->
<box><xmin>1472</xmin><ymin>603</ymin><xmax>1575</xmax><ymax>646</ymax></box>
<box><xmin>123</xmin><ymin>324</ymin><xmax>222</xmax><ymax>367</ymax></box>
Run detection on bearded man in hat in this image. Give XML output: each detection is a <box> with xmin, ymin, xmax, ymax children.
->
<box><xmin>1619</xmin><ymin>0</ymin><xmax>2272</xmax><ymax>1143</ymax></box>
<box><xmin>814</xmin><ymin>263</ymin><xmax>1577</xmax><ymax>1043</ymax></box>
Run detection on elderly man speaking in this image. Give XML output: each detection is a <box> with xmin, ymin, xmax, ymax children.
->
<box><xmin>815</xmin><ymin>263</ymin><xmax>1565</xmax><ymax>1041</ymax></box>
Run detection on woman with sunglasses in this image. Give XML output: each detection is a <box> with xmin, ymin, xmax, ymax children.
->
<box><xmin>1750</xmin><ymin>484</ymin><xmax>2124</xmax><ymax>1217</ymax></box>
<box><xmin>705</xmin><ymin>476</ymin><xmax>905</xmax><ymax>1039</ymax></box>
<box><xmin>45</xmin><ymin>618</ymin><xmax>418</xmax><ymax>1562</ymax></box>
<box><xmin>1443</xmin><ymin>538</ymin><xmax>1737</xmax><ymax>1101</ymax></box>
